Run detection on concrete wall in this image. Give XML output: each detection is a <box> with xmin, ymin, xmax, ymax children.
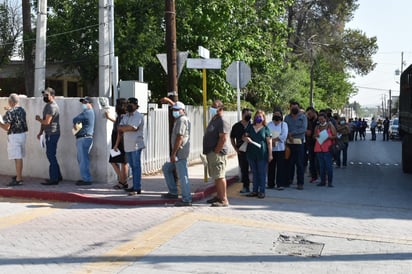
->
<box><xmin>0</xmin><ymin>97</ymin><xmax>116</xmax><ymax>183</ymax></box>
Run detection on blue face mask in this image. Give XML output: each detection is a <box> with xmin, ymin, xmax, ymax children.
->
<box><xmin>82</xmin><ymin>104</ymin><xmax>88</xmax><ymax>110</ymax></box>
<box><xmin>209</xmin><ymin>107</ymin><xmax>217</xmax><ymax>118</ymax></box>
<box><xmin>172</xmin><ymin>111</ymin><xmax>180</xmax><ymax>118</ymax></box>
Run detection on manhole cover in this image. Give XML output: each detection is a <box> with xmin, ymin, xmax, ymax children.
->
<box><xmin>273</xmin><ymin>234</ymin><xmax>324</xmax><ymax>257</ymax></box>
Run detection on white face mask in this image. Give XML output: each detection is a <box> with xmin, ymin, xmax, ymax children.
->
<box><xmin>172</xmin><ymin>111</ymin><xmax>180</xmax><ymax>118</ymax></box>
<box><xmin>82</xmin><ymin>104</ymin><xmax>88</xmax><ymax>110</ymax></box>
<box><xmin>320</xmin><ymin>121</ymin><xmax>327</xmax><ymax>127</ymax></box>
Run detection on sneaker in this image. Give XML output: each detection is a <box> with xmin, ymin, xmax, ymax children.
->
<box><xmin>297</xmin><ymin>184</ymin><xmax>304</xmax><ymax>190</ymax></box>
<box><xmin>309</xmin><ymin>178</ymin><xmax>318</xmax><ymax>183</ymax></box>
<box><xmin>276</xmin><ymin>186</ymin><xmax>284</xmax><ymax>191</ymax></box>
<box><xmin>239</xmin><ymin>187</ymin><xmax>250</xmax><ymax>194</ymax></box>
<box><xmin>211</xmin><ymin>201</ymin><xmax>229</xmax><ymax>207</ymax></box>
<box><xmin>128</xmin><ymin>191</ymin><xmax>139</xmax><ymax>196</ymax></box>
<box><xmin>257</xmin><ymin>192</ymin><xmax>265</xmax><ymax>199</ymax></box>
<box><xmin>206</xmin><ymin>196</ymin><xmax>220</xmax><ymax>204</ymax></box>
<box><xmin>174</xmin><ymin>201</ymin><xmax>192</xmax><ymax>207</ymax></box>
<box><xmin>246</xmin><ymin>192</ymin><xmax>258</xmax><ymax>197</ymax></box>
<box><xmin>76</xmin><ymin>181</ymin><xmax>92</xmax><ymax>186</ymax></box>
<box><xmin>161</xmin><ymin>193</ymin><xmax>178</xmax><ymax>199</ymax></box>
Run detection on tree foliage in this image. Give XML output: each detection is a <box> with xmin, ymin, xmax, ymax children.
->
<box><xmin>35</xmin><ymin>0</ymin><xmax>377</xmax><ymax>112</ymax></box>
<box><xmin>0</xmin><ymin>1</ymin><xmax>21</xmax><ymax>66</ymax></box>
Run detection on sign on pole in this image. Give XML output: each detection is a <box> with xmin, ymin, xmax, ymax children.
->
<box><xmin>156</xmin><ymin>51</ymin><xmax>189</xmax><ymax>78</ymax></box>
<box><xmin>186</xmin><ymin>58</ymin><xmax>222</xmax><ymax>69</ymax></box>
<box><xmin>226</xmin><ymin>61</ymin><xmax>251</xmax><ymax>120</ymax></box>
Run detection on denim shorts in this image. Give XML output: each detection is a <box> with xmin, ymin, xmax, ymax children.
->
<box><xmin>7</xmin><ymin>132</ymin><xmax>27</xmax><ymax>159</ymax></box>
<box><xmin>206</xmin><ymin>151</ymin><xmax>227</xmax><ymax>180</ymax></box>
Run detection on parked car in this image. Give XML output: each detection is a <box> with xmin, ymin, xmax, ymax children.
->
<box><xmin>389</xmin><ymin>118</ymin><xmax>399</xmax><ymax>139</ymax></box>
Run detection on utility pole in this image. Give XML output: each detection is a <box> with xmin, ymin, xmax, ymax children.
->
<box><xmin>165</xmin><ymin>0</ymin><xmax>178</xmax><ymax>102</ymax></box>
<box><xmin>99</xmin><ymin>0</ymin><xmax>110</xmax><ymax>98</ymax></box>
<box><xmin>389</xmin><ymin>89</ymin><xmax>392</xmax><ymax>118</ymax></box>
<box><xmin>34</xmin><ymin>0</ymin><xmax>47</xmax><ymax>97</ymax></box>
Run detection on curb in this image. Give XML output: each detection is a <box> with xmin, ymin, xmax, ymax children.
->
<box><xmin>0</xmin><ymin>176</ymin><xmax>239</xmax><ymax>206</ymax></box>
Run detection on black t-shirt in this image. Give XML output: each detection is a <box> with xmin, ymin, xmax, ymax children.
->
<box><xmin>230</xmin><ymin>120</ymin><xmax>251</xmax><ymax>148</ymax></box>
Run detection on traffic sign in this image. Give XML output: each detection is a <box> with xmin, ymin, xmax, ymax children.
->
<box><xmin>156</xmin><ymin>51</ymin><xmax>189</xmax><ymax>78</ymax></box>
<box><xmin>186</xmin><ymin>58</ymin><xmax>222</xmax><ymax>69</ymax></box>
<box><xmin>226</xmin><ymin>61</ymin><xmax>251</xmax><ymax>88</ymax></box>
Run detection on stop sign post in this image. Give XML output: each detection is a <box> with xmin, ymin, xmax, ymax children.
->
<box><xmin>226</xmin><ymin>61</ymin><xmax>251</xmax><ymax>120</ymax></box>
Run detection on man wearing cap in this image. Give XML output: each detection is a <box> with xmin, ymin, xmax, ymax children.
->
<box><xmin>114</xmin><ymin>97</ymin><xmax>145</xmax><ymax>196</ymax></box>
<box><xmin>161</xmin><ymin>101</ymin><xmax>192</xmax><ymax>206</ymax></box>
<box><xmin>73</xmin><ymin>97</ymin><xmax>95</xmax><ymax>185</ymax></box>
<box><xmin>35</xmin><ymin>87</ymin><xmax>63</xmax><ymax>185</ymax></box>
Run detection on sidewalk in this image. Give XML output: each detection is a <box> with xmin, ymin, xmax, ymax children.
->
<box><xmin>0</xmin><ymin>156</ymin><xmax>240</xmax><ymax>206</ymax></box>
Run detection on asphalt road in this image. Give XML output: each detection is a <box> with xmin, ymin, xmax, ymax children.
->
<box><xmin>1</xmin><ymin>132</ymin><xmax>411</xmax><ymax>274</ymax></box>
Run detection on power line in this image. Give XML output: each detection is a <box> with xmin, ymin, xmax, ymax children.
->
<box><xmin>356</xmin><ymin>86</ymin><xmax>399</xmax><ymax>93</ymax></box>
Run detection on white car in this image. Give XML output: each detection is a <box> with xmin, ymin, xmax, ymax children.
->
<box><xmin>389</xmin><ymin>118</ymin><xmax>399</xmax><ymax>139</ymax></box>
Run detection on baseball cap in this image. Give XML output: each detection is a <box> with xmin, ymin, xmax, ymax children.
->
<box><xmin>42</xmin><ymin>87</ymin><xmax>55</xmax><ymax>96</ymax></box>
<box><xmin>80</xmin><ymin>97</ymin><xmax>92</xmax><ymax>104</ymax></box>
<box><xmin>127</xmin><ymin>97</ymin><xmax>139</xmax><ymax>106</ymax></box>
<box><xmin>172</xmin><ymin>101</ymin><xmax>185</xmax><ymax>110</ymax></box>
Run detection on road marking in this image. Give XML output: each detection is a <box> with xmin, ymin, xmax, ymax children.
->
<box><xmin>76</xmin><ymin>211</ymin><xmax>198</xmax><ymax>274</ymax></box>
<box><xmin>0</xmin><ymin>200</ymin><xmax>69</xmax><ymax>230</ymax></box>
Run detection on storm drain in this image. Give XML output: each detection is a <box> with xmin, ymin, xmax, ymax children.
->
<box><xmin>273</xmin><ymin>234</ymin><xmax>324</xmax><ymax>257</ymax></box>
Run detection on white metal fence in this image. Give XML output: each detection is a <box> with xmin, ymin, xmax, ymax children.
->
<box><xmin>141</xmin><ymin>104</ymin><xmax>238</xmax><ymax>174</ymax></box>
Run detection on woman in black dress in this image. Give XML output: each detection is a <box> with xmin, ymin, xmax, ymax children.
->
<box><xmin>105</xmin><ymin>98</ymin><xmax>129</xmax><ymax>189</ymax></box>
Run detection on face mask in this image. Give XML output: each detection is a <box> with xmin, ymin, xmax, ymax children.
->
<box><xmin>43</xmin><ymin>96</ymin><xmax>50</xmax><ymax>103</ymax></box>
<box><xmin>340</xmin><ymin>121</ymin><xmax>345</xmax><ymax>125</ymax></box>
<box><xmin>172</xmin><ymin>111</ymin><xmax>180</xmax><ymax>118</ymax></box>
<box><xmin>291</xmin><ymin>108</ymin><xmax>299</xmax><ymax>115</ymax></box>
<box><xmin>209</xmin><ymin>107</ymin><xmax>217</xmax><ymax>118</ymax></box>
<box><xmin>273</xmin><ymin>115</ymin><xmax>281</xmax><ymax>121</ymax></box>
<box><xmin>254</xmin><ymin>116</ymin><xmax>263</xmax><ymax>124</ymax></box>
<box><xmin>244</xmin><ymin>114</ymin><xmax>251</xmax><ymax>122</ymax></box>
<box><xmin>320</xmin><ymin>121</ymin><xmax>327</xmax><ymax>127</ymax></box>
<box><xmin>82</xmin><ymin>104</ymin><xmax>88</xmax><ymax>110</ymax></box>
<box><xmin>126</xmin><ymin>105</ymin><xmax>135</xmax><ymax>113</ymax></box>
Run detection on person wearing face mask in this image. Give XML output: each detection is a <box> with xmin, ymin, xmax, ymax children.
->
<box><xmin>35</xmin><ymin>87</ymin><xmax>63</xmax><ymax>185</ymax></box>
<box><xmin>114</xmin><ymin>97</ymin><xmax>145</xmax><ymax>196</ymax></box>
<box><xmin>284</xmin><ymin>101</ymin><xmax>307</xmax><ymax>190</ymax></box>
<box><xmin>230</xmin><ymin>108</ymin><xmax>252</xmax><ymax>193</ymax></box>
<box><xmin>335</xmin><ymin>116</ymin><xmax>350</xmax><ymax>168</ymax></box>
<box><xmin>313</xmin><ymin>112</ymin><xmax>337</xmax><ymax>187</ymax></box>
<box><xmin>266</xmin><ymin>109</ymin><xmax>288</xmax><ymax>190</ymax></box>
<box><xmin>161</xmin><ymin>101</ymin><xmax>192</xmax><ymax>206</ymax></box>
<box><xmin>203</xmin><ymin>100</ymin><xmax>231</xmax><ymax>207</ymax></box>
<box><xmin>72</xmin><ymin>97</ymin><xmax>95</xmax><ymax>185</ymax></box>
<box><xmin>105</xmin><ymin>98</ymin><xmax>129</xmax><ymax>189</ymax></box>
<box><xmin>243</xmin><ymin>110</ymin><xmax>273</xmax><ymax>199</ymax></box>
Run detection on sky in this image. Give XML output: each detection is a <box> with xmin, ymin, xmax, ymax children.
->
<box><xmin>346</xmin><ymin>0</ymin><xmax>412</xmax><ymax>107</ymax></box>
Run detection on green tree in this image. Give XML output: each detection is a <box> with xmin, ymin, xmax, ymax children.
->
<box><xmin>0</xmin><ymin>1</ymin><xmax>21</xmax><ymax>66</ymax></box>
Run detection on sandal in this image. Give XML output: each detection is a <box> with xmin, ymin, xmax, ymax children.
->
<box><xmin>113</xmin><ymin>181</ymin><xmax>128</xmax><ymax>190</ymax></box>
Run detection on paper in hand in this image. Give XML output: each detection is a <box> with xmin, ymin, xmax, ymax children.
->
<box><xmin>110</xmin><ymin>149</ymin><xmax>121</xmax><ymax>157</ymax></box>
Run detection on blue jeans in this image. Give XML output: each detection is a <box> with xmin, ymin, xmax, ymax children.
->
<box><xmin>76</xmin><ymin>137</ymin><xmax>93</xmax><ymax>182</ymax></box>
<box><xmin>162</xmin><ymin>159</ymin><xmax>191</xmax><ymax>202</ymax></box>
<box><xmin>248</xmin><ymin>158</ymin><xmax>267</xmax><ymax>193</ymax></box>
<box><xmin>126</xmin><ymin>149</ymin><xmax>142</xmax><ymax>191</ymax></box>
<box><xmin>316</xmin><ymin>152</ymin><xmax>333</xmax><ymax>184</ymax></box>
<box><xmin>288</xmin><ymin>144</ymin><xmax>305</xmax><ymax>185</ymax></box>
<box><xmin>46</xmin><ymin>134</ymin><xmax>62</xmax><ymax>181</ymax></box>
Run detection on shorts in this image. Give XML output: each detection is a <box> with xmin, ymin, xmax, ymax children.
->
<box><xmin>206</xmin><ymin>151</ymin><xmax>227</xmax><ymax>180</ymax></box>
<box><xmin>7</xmin><ymin>132</ymin><xmax>27</xmax><ymax>160</ymax></box>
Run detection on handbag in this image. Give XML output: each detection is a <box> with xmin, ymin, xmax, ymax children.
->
<box><xmin>329</xmin><ymin>138</ymin><xmax>344</xmax><ymax>155</ymax></box>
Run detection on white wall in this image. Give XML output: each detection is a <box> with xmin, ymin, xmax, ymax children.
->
<box><xmin>0</xmin><ymin>97</ymin><xmax>238</xmax><ymax>183</ymax></box>
<box><xmin>0</xmin><ymin>97</ymin><xmax>114</xmax><ymax>182</ymax></box>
